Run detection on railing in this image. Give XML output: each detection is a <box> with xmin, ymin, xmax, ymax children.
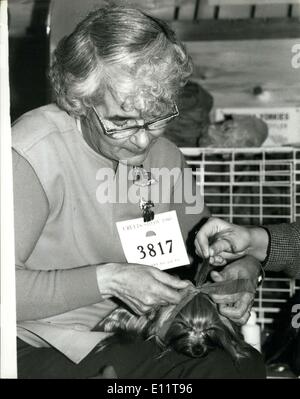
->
<box><xmin>181</xmin><ymin>146</ymin><xmax>300</xmax><ymax>331</ymax></box>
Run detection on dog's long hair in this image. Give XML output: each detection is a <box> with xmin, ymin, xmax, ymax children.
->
<box><xmin>98</xmin><ymin>292</ymin><xmax>253</xmax><ymax>362</ymax></box>
<box><xmin>162</xmin><ymin>292</ymin><xmax>252</xmax><ymax>360</ymax></box>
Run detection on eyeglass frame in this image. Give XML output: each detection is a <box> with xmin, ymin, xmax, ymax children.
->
<box><xmin>90</xmin><ymin>103</ymin><xmax>179</xmax><ymax>140</ymax></box>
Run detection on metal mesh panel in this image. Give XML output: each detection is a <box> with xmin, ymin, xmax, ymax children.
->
<box><xmin>181</xmin><ymin>146</ymin><xmax>300</xmax><ymax>331</ymax></box>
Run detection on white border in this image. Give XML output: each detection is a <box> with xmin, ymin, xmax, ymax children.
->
<box><xmin>0</xmin><ymin>0</ymin><xmax>17</xmax><ymax>379</ymax></box>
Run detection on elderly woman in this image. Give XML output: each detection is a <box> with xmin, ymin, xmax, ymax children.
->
<box><xmin>13</xmin><ymin>6</ymin><xmax>264</xmax><ymax>378</ymax></box>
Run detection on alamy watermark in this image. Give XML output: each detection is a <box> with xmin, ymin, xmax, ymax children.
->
<box><xmin>291</xmin><ymin>304</ymin><xmax>300</xmax><ymax>329</ymax></box>
<box><xmin>291</xmin><ymin>44</ymin><xmax>300</xmax><ymax>69</ymax></box>
<box><xmin>95</xmin><ymin>162</ymin><xmax>205</xmax><ymax>215</ymax></box>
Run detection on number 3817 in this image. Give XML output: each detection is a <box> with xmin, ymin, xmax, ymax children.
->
<box><xmin>137</xmin><ymin>240</ymin><xmax>173</xmax><ymax>259</ymax></box>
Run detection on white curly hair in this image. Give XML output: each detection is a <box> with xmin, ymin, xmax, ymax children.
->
<box><xmin>49</xmin><ymin>5</ymin><xmax>193</xmax><ymax>117</ymax></box>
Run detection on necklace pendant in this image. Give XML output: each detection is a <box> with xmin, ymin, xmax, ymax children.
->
<box><xmin>139</xmin><ymin>198</ymin><xmax>155</xmax><ymax>222</ymax></box>
<box><xmin>133</xmin><ymin>166</ymin><xmax>157</xmax><ymax>187</ymax></box>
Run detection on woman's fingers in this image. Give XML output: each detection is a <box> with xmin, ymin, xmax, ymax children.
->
<box><xmin>152</xmin><ymin>269</ymin><xmax>191</xmax><ymax>290</ymax></box>
<box><xmin>112</xmin><ymin>265</ymin><xmax>191</xmax><ymax>315</ymax></box>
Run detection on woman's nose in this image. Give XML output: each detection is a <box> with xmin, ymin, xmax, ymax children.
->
<box><xmin>130</xmin><ymin>129</ymin><xmax>151</xmax><ymax>150</ymax></box>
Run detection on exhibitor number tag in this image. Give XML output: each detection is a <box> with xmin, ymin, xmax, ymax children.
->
<box><xmin>116</xmin><ymin>211</ymin><xmax>190</xmax><ymax>270</ymax></box>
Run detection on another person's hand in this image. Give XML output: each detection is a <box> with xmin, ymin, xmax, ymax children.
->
<box><xmin>96</xmin><ymin>263</ymin><xmax>191</xmax><ymax>315</ymax></box>
<box><xmin>209</xmin><ymin>255</ymin><xmax>260</xmax><ymax>325</ymax></box>
<box><xmin>195</xmin><ymin>217</ymin><xmax>268</xmax><ymax>266</ymax></box>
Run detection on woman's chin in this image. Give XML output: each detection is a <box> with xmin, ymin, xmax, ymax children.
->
<box><xmin>119</xmin><ymin>152</ymin><xmax>148</xmax><ymax>166</ymax></box>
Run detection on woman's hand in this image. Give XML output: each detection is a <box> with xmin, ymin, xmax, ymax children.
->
<box><xmin>96</xmin><ymin>263</ymin><xmax>191</xmax><ymax>315</ymax></box>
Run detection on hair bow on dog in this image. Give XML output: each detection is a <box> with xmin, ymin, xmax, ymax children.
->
<box><xmin>156</xmin><ymin>258</ymin><xmax>256</xmax><ymax>342</ymax></box>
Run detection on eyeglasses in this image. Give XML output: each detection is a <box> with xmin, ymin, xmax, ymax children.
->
<box><xmin>91</xmin><ymin>103</ymin><xmax>179</xmax><ymax>140</ymax></box>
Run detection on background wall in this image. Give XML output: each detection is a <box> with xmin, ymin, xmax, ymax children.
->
<box><xmin>8</xmin><ymin>0</ymin><xmax>300</xmax><ymax>121</ymax></box>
